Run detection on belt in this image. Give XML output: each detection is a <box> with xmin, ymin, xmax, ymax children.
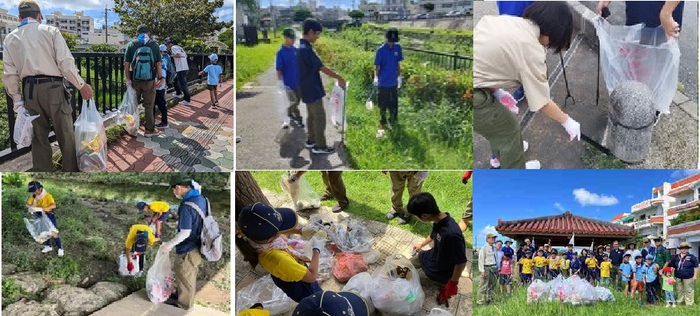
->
<box><xmin>22</xmin><ymin>76</ymin><xmax>64</xmax><ymax>100</ymax></box>
<box><xmin>484</xmin><ymin>264</ymin><xmax>496</xmax><ymax>267</ymax></box>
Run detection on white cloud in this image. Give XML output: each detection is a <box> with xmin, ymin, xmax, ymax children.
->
<box><xmin>554</xmin><ymin>202</ymin><xmax>567</xmax><ymax>213</ymax></box>
<box><xmin>477</xmin><ymin>225</ymin><xmax>499</xmax><ymax>243</ymax></box>
<box><xmin>573</xmin><ymin>188</ymin><xmax>619</xmax><ymax>207</ymax></box>
<box><xmin>671</xmin><ymin>170</ymin><xmax>700</xmax><ymax>179</ymax></box>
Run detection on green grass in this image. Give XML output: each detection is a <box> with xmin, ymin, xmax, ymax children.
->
<box><xmin>582</xmin><ymin>142</ymin><xmax>626</xmax><ymax>169</ymax></box>
<box><xmin>251</xmin><ymin>171</ymin><xmax>472</xmax><ymax>247</ymax></box>
<box><xmin>235</xmin><ymin>35</ymin><xmax>284</xmax><ymax>91</ymax></box>
<box><xmin>0</xmin><ymin>60</ymin><xmax>9</xmax><ymax>150</ymax></box>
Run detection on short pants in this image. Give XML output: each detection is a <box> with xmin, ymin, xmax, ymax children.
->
<box><xmin>499</xmin><ymin>274</ymin><xmax>512</xmax><ymax>285</ymax></box>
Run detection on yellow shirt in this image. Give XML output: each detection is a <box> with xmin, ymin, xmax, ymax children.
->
<box><xmin>586</xmin><ymin>257</ymin><xmax>598</xmax><ymax>268</ymax></box>
<box><xmin>548</xmin><ymin>257</ymin><xmax>559</xmax><ymax>270</ymax></box>
<box><xmin>534</xmin><ymin>256</ymin><xmax>547</xmax><ymax>268</ymax></box>
<box><xmin>258</xmin><ymin>249</ymin><xmax>308</xmax><ymax>282</ymax></box>
<box><xmin>27</xmin><ymin>193</ymin><xmax>56</xmax><ymax>211</ymax></box>
<box><xmin>519</xmin><ymin>258</ymin><xmax>533</xmax><ymax>274</ymax></box>
<box><xmin>125</xmin><ymin>224</ymin><xmax>156</xmax><ymax>250</ymax></box>
<box><xmin>562</xmin><ymin>259</ymin><xmax>571</xmax><ymax>270</ymax></box>
<box><xmin>600</xmin><ymin>261</ymin><xmax>612</xmax><ymax>277</ymax></box>
<box><xmin>236</xmin><ymin>310</ymin><xmax>270</xmax><ymax>316</ymax></box>
<box><xmin>148</xmin><ymin>201</ymin><xmax>171</xmax><ymax>213</ymax></box>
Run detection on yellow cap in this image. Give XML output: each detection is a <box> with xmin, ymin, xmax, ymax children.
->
<box><xmin>236</xmin><ymin>309</ymin><xmax>270</xmax><ymax>316</ymax></box>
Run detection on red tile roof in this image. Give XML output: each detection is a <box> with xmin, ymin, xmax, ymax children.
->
<box><xmin>496</xmin><ymin>211</ymin><xmax>636</xmax><ymax>237</ymax></box>
<box><xmin>668</xmin><ymin>221</ymin><xmax>700</xmax><ymax>236</ymax></box>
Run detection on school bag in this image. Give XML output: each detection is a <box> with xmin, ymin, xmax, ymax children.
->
<box><xmin>131</xmin><ymin>39</ymin><xmax>156</xmax><ymax>81</ymax></box>
<box><xmin>164</xmin><ymin>55</ymin><xmax>177</xmax><ymax>85</ymax></box>
<box><xmin>184</xmin><ymin>198</ymin><xmax>222</xmax><ymax>261</ymax></box>
<box><xmin>132</xmin><ymin>230</ymin><xmax>149</xmax><ymax>253</ymax></box>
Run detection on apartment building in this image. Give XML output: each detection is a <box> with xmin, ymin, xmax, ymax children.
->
<box><xmin>45</xmin><ymin>11</ymin><xmax>94</xmax><ymax>40</ymax></box>
<box><xmin>0</xmin><ymin>9</ymin><xmax>19</xmax><ymax>50</ymax></box>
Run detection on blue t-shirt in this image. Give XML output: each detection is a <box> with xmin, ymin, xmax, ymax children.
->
<box><xmin>161</xmin><ymin>54</ymin><xmax>170</xmax><ymax>71</ymax></box>
<box><xmin>419</xmin><ymin>214</ymin><xmax>467</xmax><ymax>284</ymax></box>
<box><xmin>175</xmin><ymin>192</ymin><xmax>208</xmax><ymax>255</ymax></box>
<box><xmin>496</xmin><ymin>1</ymin><xmax>534</xmax><ymax>17</ymax></box>
<box><xmin>276</xmin><ymin>45</ymin><xmax>300</xmax><ymax>89</ymax></box>
<box><xmin>374</xmin><ymin>43</ymin><xmax>403</xmax><ymax>88</ymax></box>
<box><xmin>202</xmin><ymin>64</ymin><xmax>223</xmax><ymax>86</ymax></box>
<box><xmin>157</xmin><ymin>68</ymin><xmax>167</xmax><ymax>91</ymax></box>
<box><xmin>298</xmin><ymin>39</ymin><xmax>325</xmax><ymax>104</ymax></box>
<box><xmin>643</xmin><ymin>263</ymin><xmax>657</xmax><ymax>283</ymax></box>
<box><xmin>625</xmin><ymin>1</ymin><xmax>685</xmax><ymax>28</ymax></box>
<box><xmin>570</xmin><ymin>259</ymin><xmax>581</xmax><ymax>270</ymax></box>
<box><xmin>564</xmin><ymin>250</ymin><xmax>575</xmax><ymax>261</ymax></box>
<box><xmin>634</xmin><ymin>265</ymin><xmax>645</xmax><ymax>282</ymax></box>
<box><xmin>620</xmin><ymin>262</ymin><xmax>632</xmax><ymax>281</ymax></box>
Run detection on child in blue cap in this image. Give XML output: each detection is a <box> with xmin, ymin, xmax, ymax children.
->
<box><xmin>26</xmin><ymin>181</ymin><xmax>64</xmax><ymax>257</ymax></box>
<box><xmin>292</xmin><ymin>291</ymin><xmax>371</xmax><ymax>316</ymax></box>
<box><xmin>199</xmin><ymin>54</ymin><xmax>224</xmax><ymax>107</ymax></box>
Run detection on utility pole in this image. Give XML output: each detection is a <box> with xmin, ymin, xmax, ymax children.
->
<box><xmin>104</xmin><ymin>6</ymin><xmax>111</xmax><ymax>44</ymax></box>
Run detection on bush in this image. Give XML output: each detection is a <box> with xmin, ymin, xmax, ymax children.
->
<box><xmin>2</xmin><ymin>173</ymin><xmax>27</xmax><ymax>188</ymax></box>
<box><xmin>670</xmin><ymin>209</ymin><xmax>700</xmax><ymax>226</ymax></box>
<box><xmin>88</xmin><ymin>43</ymin><xmax>119</xmax><ymax>53</ymax></box>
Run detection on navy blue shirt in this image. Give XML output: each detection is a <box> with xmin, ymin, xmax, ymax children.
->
<box><xmin>175</xmin><ymin>193</ymin><xmax>209</xmax><ymax>255</ymax></box>
<box><xmin>419</xmin><ymin>214</ymin><xmax>467</xmax><ymax>284</ymax></box>
<box><xmin>276</xmin><ymin>45</ymin><xmax>300</xmax><ymax>89</ymax></box>
<box><xmin>298</xmin><ymin>39</ymin><xmax>325</xmax><ymax>103</ymax></box>
<box><xmin>670</xmin><ymin>253</ymin><xmax>699</xmax><ymax>279</ymax></box>
<box><xmin>564</xmin><ymin>250</ymin><xmax>575</xmax><ymax>261</ymax></box>
<box><xmin>610</xmin><ymin>248</ymin><xmax>625</xmax><ymax>265</ymax></box>
<box><xmin>374</xmin><ymin>43</ymin><xmax>403</xmax><ymax>88</ymax></box>
<box><xmin>497</xmin><ymin>1</ymin><xmax>534</xmax><ymax>17</ymax></box>
<box><xmin>625</xmin><ymin>1</ymin><xmax>685</xmax><ymax>28</ymax></box>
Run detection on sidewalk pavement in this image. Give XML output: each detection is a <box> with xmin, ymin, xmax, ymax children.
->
<box><xmin>235</xmin><ymin>66</ymin><xmax>351</xmax><ymax>170</ymax></box>
<box><xmin>234</xmin><ymin>189</ymin><xmax>472</xmax><ymax>316</ymax></box>
<box><xmin>91</xmin><ymin>289</ymin><xmax>228</xmax><ymax>316</ymax></box>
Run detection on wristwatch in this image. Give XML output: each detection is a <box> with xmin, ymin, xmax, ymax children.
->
<box><xmin>158</xmin><ymin>77</ymin><xmax>164</xmax><ymax>80</ymax></box>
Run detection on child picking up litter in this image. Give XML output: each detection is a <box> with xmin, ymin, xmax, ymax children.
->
<box><xmin>136</xmin><ymin>201</ymin><xmax>172</xmax><ymax>239</ymax></box>
<box><xmin>661</xmin><ymin>267</ymin><xmax>677</xmax><ymax>308</ymax></box>
<box><xmin>276</xmin><ymin>28</ymin><xmax>304</xmax><ymax>129</ymax></box>
<box><xmin>235</xmin><ymin>203</ymin><xmax>325</xmax><ymax>302</ymax></box>
<box><xmin>26</xmin><ymin>181</ymin><xmax>64</xmax><ymax>257</ymax></box>
<box><xmin>199</xmin><ymin>54</ymin><xmax>224</xmax><ymax>107</ymax></box>
<box><xmin>124</xmin><ymin>224</ymin><xmax>156</xmax><ymax>274</ymax></box>
<box><xmin>407</xmin><ymin>192</ymin><xmax>467</xmax><ymax>306</ymax></box>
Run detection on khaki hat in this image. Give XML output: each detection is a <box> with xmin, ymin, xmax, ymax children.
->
<box><xmin>486</xmin><ymin>233</ymin><xmax>496</xmax><ymax>239</ymax></box>
<box><xmin>18</xmin><ymin>0</ymin><xmax>40</xmax><ymax>14</ymax></box>
<box><xmin>679</xmin><ymin>242</ymin><xmax>691</xmax><ymax>249</ymax></box>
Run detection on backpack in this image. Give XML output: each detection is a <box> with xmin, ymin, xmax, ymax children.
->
<box><xmin>185</xmin><ymin>198</ymin><xmax>222</xmax><ymax>262</ymax></box>
<box><xmin>131</xmin><ymin>39</ymin><xmax>156</xmax><ymax>81</ymax></box>
<box><xmin>133</xmin><ymin>230</ymin><xmax>149</xmax><ymax>253</ymax></box>
<box><xmin>164</xmin><ymin>55</ymin><xmax>177</xmax><ymax>85</ymax></box>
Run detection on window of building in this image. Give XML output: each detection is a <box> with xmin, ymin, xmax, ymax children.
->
<box><xmin>681</xmin><ymin>199</ymin><xmax>688</xmax><ymax>205</ymax></box>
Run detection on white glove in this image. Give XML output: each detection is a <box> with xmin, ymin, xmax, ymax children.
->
<box><xmin>300</xmin><ymin>224</ymin><xmax>319</xmax><ymax>237</ymax></box>
<box><xmin>562</xmin><ymin>116</ymin><xmax>581</xmax><ymax>141</ymax></box>
<box><xmin>288</xmin><ymin>174</ymin><xmax>299</xmax><ymax>183</ymax></box>
<box><xmin>373</xmin><ymin>77</ymin><xmax>378</xmax><ymax>87</ymax></box>
<box><xmin>493</xmin><ymin>89</ymin><xmax>518</xmax><ymax>114</ymax></box>
<box><xmin>13</xmin><ymin>101</ymin><xmax>25</xmax><ymax>112</ymax></box>
<box><xmin>277</xmin><ymin>80</ymin><xmax>286</xmax><ymax>90</ymax></box>
<box><xmin>160</xmin><ymin>243</ymin><xmax>173</xmax><ymax>253</ymax></box>
<box><xmin>310</xmin><ymin>236</ymin><xmax>326</xmax><ymax>253</ymax></box>
<box><xmin>397</xmin><ymin>76</ymin><xmax>402</xmax><ymax>89</ymax></box>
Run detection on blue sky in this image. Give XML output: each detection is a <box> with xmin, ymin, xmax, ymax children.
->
<box><xmin>472</xmin><ymin>169</ymin><xmax>700</xmax><ymax>247</ymax></box>
<box><xmin>0</xmin><ymin>0</ymin><xmax>233</xmax><ymax>29</ymax></box>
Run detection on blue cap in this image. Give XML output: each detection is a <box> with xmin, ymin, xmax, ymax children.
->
<box><xmin>159</xmin><ymin>44</ymin><xmax>167</xmax><ymax>51</ymax></box>
<box><xmin>208</xmin><ymin>53</ymin><xmax>218</xmax><ymax>61</ymax></box>
<box><xmin>136</xmin><ymin>201</ymin><xmax>148</xmax><ymax>210</ymax></box>
<box><xmin>646</xmin><ymin>255</ymin><xmax>654</xmax><ymax>260</ymax></box>
<box><xmin>27</xmin><ymin>181</ymin><xmax>42</xmax><ymax>192</ymax></box>
<box><xmin>237</xmin><ymin>203</ymin><xmax>297</xmax><ymax>241</ymax></box>
<box><xmin>292</xmin><ymin>291</ymin><xmax>370</xmax><ymax>316</ymax></box>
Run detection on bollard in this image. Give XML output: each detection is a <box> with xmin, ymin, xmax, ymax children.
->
<box><xmin>605</xmin><ymin>81</ymin><xmax>655</xmax><ymax>163</ymax></box>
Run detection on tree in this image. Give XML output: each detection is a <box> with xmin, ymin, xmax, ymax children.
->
<box><xmin>87</xmin><ymin>43</ymin><xmax>119</xmax><ymax>52</ymax></box>
<box><xmin>60</xmin><ymin>31</ymin><xmax>77</xmax><ymax>50</ymax></box>
<box><xmin>234</xmin><ymin>172</ymin><xmax>270</xmax><ymax>215</ymax></box>
<box><xmin>218</xmin><ymin>28</ymin><xmax>233</xmax><ymax>49</ymax></box>
<box><xmin>293</xmin><ymin>7</ymin><xmax>313</xmax><ymax>22</ymax></box>
<box><xmin>114</xmin><ymin>0</ymin><xmax>227</xmax><ymax>42</ymax></box>
<box><xmin>349</xmin><ymin>10</ymin><xmax>365</xmax><ymax>20</ymax></box>
<box><xmin>423</xmin><ymin>3</ymin><xmax>435</xmax><ymax>12</ymax></box>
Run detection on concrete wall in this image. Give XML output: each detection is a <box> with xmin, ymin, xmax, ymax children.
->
<box><xmin>387</xmin><ymin>17</ymin><xmax>472</xmax><ymax>30</ymax></box>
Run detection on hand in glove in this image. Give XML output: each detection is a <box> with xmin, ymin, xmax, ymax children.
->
<box><xmin>288</xmin><ymin>174</ymin><xmax>299</xmax><ymax>183</ymax></box>
<box><xmin>373</xmin><ymin>76</ymin><xmax>379</xmax><ymax>87</ymax></box>
<box><xmin>160</xmin><ymin>243</ymin><xmax>173</xmax><ymax>253</ymax></box>
<box><xmin>438</xmin><ymin>280</ymin><xmax>459</xmax><ymax>306</ymax></box>
<box><xmin>562</xmin><ymin>116</ymin><xmax>581</xmax><ymax>141</ymax></box>
<box><xmin>310</xmin><ymin>237</ymin><xmax>326</xmax><ymax>253</ymax></box>
<box><xmin>462</xmin><ymin>171</ymin><xmax>472</xmax><ymax>184</ymax></box>
<box><xmin>277</xmin><ymin>80</ymin><xmax>286</xmax><ymax>90</ymax></box>
<box><xmin>397</xmin><ymin>76</ymin><xmax>402</xmax><ymax>89</ymax></box>
<box><xmin>127</xmin><ymin>261</ymin><xmax>134</xmax><ymax>272</ymax></box>
<box><xmin>493</xmin><ymin>89</ymin><xmax>519</xmax><ymax>114</ymax></box>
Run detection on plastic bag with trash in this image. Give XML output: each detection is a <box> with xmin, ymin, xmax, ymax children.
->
<box><xmin>547</xmin><ymin>275</ymin><xmax>568</xmax><ymax>302</ymax></box>
<box><xmin>279</xmin><ymin>174</ymin><xmax>321</xmax><ymax>211</ymax></box>
<box><xmin>329</xmin><ymin>80</ymin><xmax>347</xmax><ymax>131</ymax></box>
<box><xmin>302</xmin><ymin>234</ymin><xmax>333</xmax><ymax>281</ymax></box>
<box><xmin>74</xmin><ymin>99</ymin><xmax>107</xmax><ymax>172</ymax></box>
<box><xmin>146</xmin><ymin>247</ymin><xmax>175</xmax><ymax>304</ymax></box>
<box><xmin>333</xmin><ymin>252</ymin><xmax>369</xmax><ymax>282</ymax></box>
<box><xmin>362</xmin><ymin>249</ymin><xmax>381</xmax><ymax>264</ymax></box>
<box><xmin>118</xmin><ymin>253</ymin><xmax>141</xmax><ymax>277</ymax></box>
<box><xmin>428</xmin><ymin>308</ymin><xmax>454</xmax><ymax>316</ymax></box>
<box><xmin>343</xmin><ymin>272</ymin><xmax>377</xmax><ymax>314</ymax></box>
<box><xmin>23</xmin><ymin>212</ymin><xmax>59</xmax><ymax>244</ymax></box>
<box><xmin>235</xmin><ymin>274</ymin><xmax>295</xmax><ymax>316</ymax></box>
<box><xmin>370</xmin><ymin>254</ymin><xmax>425</xmax><ymax>315</ymax></box>
<box><xmin>330</xmin><ymin>219</ymin><xmax>375</xmax><ymax>253</ymax></box>
<box><xmin>594</xmin><ymin>17</ymin><xmax>680</xmax><ymax>114</ymax></box>
<box><xmin>276</xmin><ymin>83</ymin><xmax>291</xmax><ymax>127</ymax></box>
<box><xmin>594</xmin><ymin>286</ymin><xmax>615</xmax><ymax>302</ymax></box>
<box><xmin>527</xmin><ymin>279</ymin><xmax>547</xmax><ymax>303</ymax></box>
<box><xmin>117</xmin><ymin>86</ymin><xmax>140</xmax><ymax>136</ymax></box>
<box><xmin>13</xmin><ymin>106</ymin><xmax>40</xmax><ymax>148</ymax></box>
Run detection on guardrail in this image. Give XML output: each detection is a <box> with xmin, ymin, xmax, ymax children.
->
<box><xmin>1</xmin><ymin>52</ymin><xmax>233</xmax><ymax>163</ymax></box>
<box><xmin>364</xmin><ymin>40</ymin><xmax>472</xmax><ymax>70</ymax></box>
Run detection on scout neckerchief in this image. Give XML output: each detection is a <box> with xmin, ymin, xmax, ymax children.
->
<box><xmin>18</xmin><ymin>18</ymin><xmax>38</xmax><ymax>28</ymax></box>
<box><xmin>245</xmin><ymin>236</ymin><xmax>307</xmax><ymax>262</ymax></box>
<box><xmin>678</xmin><ymin>253</ymin><xmax>691</xmax><ymax>270</ymax></box>
<box><xmin>32</xmin><ymin>190</ymin><xmax>48</xmax><ymax>207</ymax></box>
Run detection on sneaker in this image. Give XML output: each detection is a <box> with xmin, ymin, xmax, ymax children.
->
<box><xmin>525</xmin><ymin>160</ymin><xmax>541</xmax><ymax>169</ymax></box>
<box><xmin>386</xmin><ymin>211</ymin><xmax>398</xmax><ymax>220</ymax></box>
<box><xmin>236</xmin><ymin>136</ymin><xmax>242</xmax><ymax>143</ymax></box>
<box><xmin>653</xmin><ymin>111</ymin><xmax>661</xmax><ymax>127</ymax></box>
<box><xmin>144</xmin><ymin>128</ymin><xmax>161</xmax><ymax>136</ymax></box>
<box><xmin>672</xmin><ymin>304</ymin><xmax>676</xmax><ymax>308</ymax></box>
<box><xmin>282</xmin><ymin>122</ymin><xmax>290</xmax><ymax>129</ymax></box>
<box><xmin>512</xmin><ymin>86</ymin><xmax>525</xmax><ymax>102</ymax></box>
<box><xmin>175</xmin><ymin>93</ymin><xmax>183</xmax><ymax>98</ymax></box>
<box><xmin>41</xmin><ymin>246</ymin><xmax>53</xmax><ymax>253</ymax></box>
<box><xmin>398</xmin><ymin>214</ymin><xmax>412</xmax><ymax>225</ymax></box>
<box><xmin>294</xmin><ymin>117</ymin><xmax>305</xmax><ymax>128</ymax></box>
<box><xmin>332</xmin><ymin>204</ymin><xmax>347</xmax><ymax>213</ymax></box>
<box><xmin>320</xmin><ymin>194</ymin><xmax>334</xmax><ymax>201</ymax></box>
<box><xmin>305</xmin><ymin>140</ymin><xmax>316</xmax><ymax>148</ymax></box>
<box><xmin>57</xmin><ymin>249</ymin><xmax>64</xmax><ymax>257</ymax></box>
<box><xmin>156</xmin><ymin>122</ymin><xmax>168</xmax><ymax>128</ymax></box>
<box><xmin>523</xmin><ymin>141</ymin><xmax>529</xmax><ymax>152</ymax></box>
<box><xmin>213</xmin><ymin>102</ymin><xmax>219</xmax><ymax>107</ymax></box>
<box><xmin>666</xmin><ymin>303</ymin><xmax>670</xmax><ymax>308</ymax></box>
<box><xmin>376</xmin><ymin>129</ymin><xmax>385</xmax><ymax>138</ymax></box>
<box><xmin>311</xmin><ymin>146</ymin><xmax>335</xmax><ymax>155</ymax></box>
<box><xmin>490</xmin><ymin>153</ymin><xmax>501</xmax><ymax>168</ymax></box>
<box><xmin>178</xmin><ymin>100</ymin><xmax>191</xmax><ymax>106</ymax></box>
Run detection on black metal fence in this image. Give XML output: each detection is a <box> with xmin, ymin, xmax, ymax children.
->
<box><xmin>1</xmin><ymin>52</ymin><xmax>233</xmax><ymax>162</ymax></box>
<box><xmin>364</xmin><ymin>40</ymin><xmax>472</xmax><ymax>71</ymax></box>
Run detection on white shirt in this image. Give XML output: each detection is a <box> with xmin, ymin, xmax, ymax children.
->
<box><xmin>170</xmin><ymin>45</ymin><xmax>189</xmax><ymax>72</ymax></box>
<box><xmin>478</xmin><ymin>243</ymin><xmax>497</xmax><ymax>273</ymax></box>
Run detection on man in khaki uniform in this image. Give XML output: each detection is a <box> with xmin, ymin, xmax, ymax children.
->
<box><xmin>386</xmin><ymin>171</ymin><xmax>426</xmax><ymax>225</ymax></box>
<box><xmin>473</xmin><ymin>2</ymin><xmax>580</xmax><ymax>168</ymax></box>
<box><xmin>477</xmin><ymin>233</ymin><xmax>498</xmax><ymax>305</ymax></box>
<box><xmin>2</xmin><ymin>0</ymin><xmax>93</xmax><ymax>171</ymax></box>
<box><xmin>124</xmin><ymin>24</ymin><xmax>164</xmax><ymax>136</ymax></box>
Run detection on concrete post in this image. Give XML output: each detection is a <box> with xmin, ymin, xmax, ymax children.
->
<box><xmin>605</xmin><ymin>81</ymin><xmax>655</xmax><ymax>163</ymax></box>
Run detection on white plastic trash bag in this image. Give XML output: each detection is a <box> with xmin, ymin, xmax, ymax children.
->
<box><xmin>117</xmin><ymin>86</ymin><xmax>140</xmax><ymax>136</ymax></box>
<box><xmin>235</xmin><ymin>274</ymin><xmax>295</xmax><ymax>316</ymax></box>
<box><xmin>146</xmin><ymin>248</ymin><xmax>175</xmax><ymax>304</ymax></box>
<box><xmin>594</xmin><ymin>286</ymin><xmax>615</xmax><ymax>302</ymax></box>
<box><xmin>370</xmin><ymin>254</ymin><xmax>425</xmax><ymax>315</ymax></box>
<box><xmin>330</xmin><ymin>219</ymin><xmax>375</xmax><ymax>253</ymax></box>
<box><xmin>343</xmin><ymin>272</ymin><xmax>376</xmax><ymax>314</ymax></box>
<box><xmin>302</xmin><ymin>235</ymin><xmax>333</xmax><ymax>281</ymax></box>
<box><xmin>329</xmin><ymin>80</ymin><xmax>347</xmax><ymax>131</ymax></box>
<box><xmin>594</xmin><ymin>17</ymin><xmax>680</xmax><ymax>114</ymax></box>
<box><xmin>23</xmin><ymin>212</ymin><xmax>58</xmax><ymax>244</ymax></box>
<box><xmin>118</xmin><ymin>253</ymin><xmax>140</xmax><ymax>277</ymax></box>
<box><xmin>74</xmin><ymin>99</ymin><xmax>107</xmax><ymax>172</ymax></box>
<box><xmin>279</xmin><ymin>174</ymin><xmax>321</xmax><ymax>211</ymax></box>
<box><xmin>13</xmin><ymin>107</ymin><xmax>39</xmax><ymax>148</ymax></box>
<box><xmin>428</xmin><ymin>308</ymin><xmax>454</xmax><ymax>316</ymax></box>
<box><xmin>276</xmin><ymin>84</ymin><xmax>291</xmax><ymax>126</ymax></box>
<box><xmin>527</xmin><ymin>279</ymin><xmax>547</xmax><ymax>303</ymax></box>
<box><xmin>362</xmin><ymin>249</ymin><xmax>381</xmax><ymax>264</ymax></box>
